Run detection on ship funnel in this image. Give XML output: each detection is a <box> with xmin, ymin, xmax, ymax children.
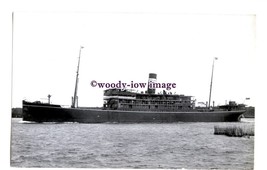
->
<box><xmin>147</xmin><ymin>73</ymin><xmax>157</xmax><ymax>94</ymax></box>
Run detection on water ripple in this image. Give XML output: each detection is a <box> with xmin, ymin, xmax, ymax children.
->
<box><xmin>11</xmin><ymin>118</ymin><xmax>254</xmax><ymax>169</ymax></box>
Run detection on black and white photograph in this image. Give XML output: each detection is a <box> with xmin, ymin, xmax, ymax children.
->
<box><xmin>3</xmin><ymin>0</ymin><xmax>264</xmax><ymax>169</ymax></box>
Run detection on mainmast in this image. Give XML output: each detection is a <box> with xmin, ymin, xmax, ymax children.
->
<box><xmin>72</xmin><ymin>46</ymin><xmax>84</xmax><ymax>108</ymax></box>
<box><xmin>208</xmin><ymin>57</ymin><xmax>218</xmax><ymax>108</ymax></box>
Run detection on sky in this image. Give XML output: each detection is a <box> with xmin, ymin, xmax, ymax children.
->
<box><xmin>12</xmin><ymin>12</ymin><xmax>256</xmax><ymax>108</ymax></box>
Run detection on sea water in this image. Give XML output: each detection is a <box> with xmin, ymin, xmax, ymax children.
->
<box><xmin>10</xmin><ymin>118</ymin><xmax>254</xmax><ymax>169</ymax></box>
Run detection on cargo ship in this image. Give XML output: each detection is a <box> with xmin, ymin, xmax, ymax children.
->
<box><xmin>22</xmin><ymin>47</ymin><xmax>246</xmax><ymax>123</ymax></box>
<box><xmin>22</xmin><ymin>91</ymin><xmax>245</xmax><ymax>123</ymax></box>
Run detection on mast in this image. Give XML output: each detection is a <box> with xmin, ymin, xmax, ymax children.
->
<box><xmin>71</xmin><ymin>46</ymin><xmax>84</xmax><ymax>108</ymax></box>
<box><xmin>208</xmin><ymin>57</ymin><xmax>218</xmax><ymax>108</ymax></box>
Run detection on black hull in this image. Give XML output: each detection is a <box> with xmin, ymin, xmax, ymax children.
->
<box><xmin>23</xmin><ymin>101</ymin><xmax>245</xmax><ymax>123</ymax></box>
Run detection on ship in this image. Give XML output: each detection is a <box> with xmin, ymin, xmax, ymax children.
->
<box><xmin>22</xmin><ymin>91</ymin><xmax>246</xmax><ymax>123</ymax></box>
<box><xmin>22</xmin><ymin>47</ymin><xmax>246</xmax><ymax>123</ymax></box>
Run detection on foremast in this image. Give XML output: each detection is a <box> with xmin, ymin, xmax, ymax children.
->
<box><xmin>71</xmin><ymin>46</ymin><xmax>84</xmax><ymax>108</ymax></box>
